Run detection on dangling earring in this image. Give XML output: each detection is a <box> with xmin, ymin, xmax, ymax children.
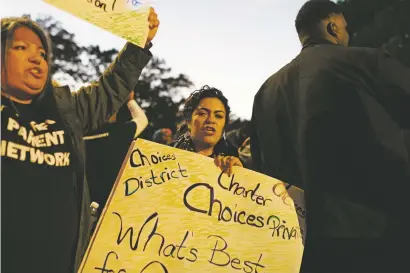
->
<box><xmin>184</xmin><ymin>126</ymin><xmax>191</xmax><ymax>139</ymax></box>
<box><xmin>222</xmin><ymin>131</ymin><xmax>229</xmax><ymax>146</ymax></box>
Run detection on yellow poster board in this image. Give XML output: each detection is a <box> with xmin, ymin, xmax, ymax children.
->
<box><xmin>79</xmin><ymin>139</ymin><xmax>306</xmax><ymax>273</ymax></box>
<box><xmin>43</xmin><ymin>0</ymin><xmax>150</xmax><ymax>47</ymax></box>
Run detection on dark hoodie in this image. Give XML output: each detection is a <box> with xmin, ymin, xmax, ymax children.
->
<box><xmin>1</xmin><ymin>17</ymin><xmax>152</xmax><ymax>273</ymax></box>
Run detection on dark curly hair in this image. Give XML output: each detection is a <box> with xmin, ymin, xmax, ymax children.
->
<box><xmin>183</xmin><ymin>85</ymin><xmax>230</xmax><ymax>121</ymax></box>
<box><xmin>295</xmin><ymin>0</ymin><xmax>342</xmax><ymax>38</ymax></box>
<box><xmin>178</xmin><ymin>85</ymin><xmax>230</xmax><ymax>134</ymax></box>
<box><xmin>172</xmin><ymin>85</ymin><xmax>237</xmax><ymax>156</ymax></box>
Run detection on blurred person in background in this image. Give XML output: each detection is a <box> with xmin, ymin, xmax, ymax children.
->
<box><xmin>226</xmin><ymin>121</ymin><xmax>254</xmax><ymax>170</ymax></box>
<box><xmin>85</xmin><ymin>90</ymin><xmax>148</xmax><ymax>211</ymax></box>
<box><xmin>152</xmin><ymin>127</ymin><xmax>173</xmax><ymax>145</ymax></box>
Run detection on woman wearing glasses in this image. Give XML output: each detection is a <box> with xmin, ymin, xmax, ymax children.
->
<box><xmin>171</xmin><ymin>85</ymin><xmax>243</xmax><ymax>176</ymax></box>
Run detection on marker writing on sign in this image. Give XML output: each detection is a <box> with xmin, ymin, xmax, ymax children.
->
<box><xmin>86</xmin><ymin>0</ymin><xmax>117</xmax><ymax>12</ymax></box>
<box><xmin>183</xmin><ymin>182</ymin><xmax>303</xmax><ymax>240</ymax></box>
<box><xmin>94</xmin><ymin>251</ymin><xmax>169</xmax><ymax>273</ymax></box>
<box><xmin>129</xmin><ymin>148</ymin><xmax>177</xmax><ymax>168</ymax></box>
<box><xmin>113</xmin><ymin>212</ymin><xmax>198</xmax><ymax>262</ymax></box>
<box><xmin>207</xmin><ymin>234</ymin><xmax>266</xmax><ymax>273</ymax></box>
<box><xmin>217</xmin><ymin>172</ymin><xmax>272</xmax><ymax>207</ymax></box>
<box><xmin>123</xmin><ymin>162</ymin><xmax>188</xmax><ymax>196</ymax></box>
<box><xmin>140</xmin><ymin>261</ymin><xmax>168</xmax><ymax>273</ymax></box>
<box><xmin>94</xmin><ymin>251</ymin><xmax>126</xmax><ymax>273</ymax></box>
<box><xmin>272</xmin><ymin>182</ymin><xmax>306</xmax><ymax>219</ymax></box>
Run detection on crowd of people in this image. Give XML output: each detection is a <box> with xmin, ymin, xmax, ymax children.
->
<box><xmin>1</xmin><ymin>0</ymin><xmax>410</xmax><ymax>272</ymax></box>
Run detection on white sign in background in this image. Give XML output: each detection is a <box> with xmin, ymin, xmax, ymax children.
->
<box><xmin>43</xmin><ymin>0</ymin><xmax>151</xmax><ymax>48</ymax></box>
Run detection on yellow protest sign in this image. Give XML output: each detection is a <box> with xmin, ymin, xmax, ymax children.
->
<box><xmin>79</xmin><ymin>139</ymin><xmax>305</xmax><ymax>273</ymax></box>
<box><xmin>43</xmin><ymin>0</ymin><xmax>150</xmax><ymax>47</ymax></box>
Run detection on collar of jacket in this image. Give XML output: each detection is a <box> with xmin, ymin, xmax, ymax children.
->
<box><xmin>302</xmin><ymin>38</ymin><xmax>338</xmax><ymax>50</ymax></box>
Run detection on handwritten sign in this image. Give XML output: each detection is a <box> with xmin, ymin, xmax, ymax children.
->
<box><xmin>79</xmin><ymin>139</ymin><xmax>306</xmax><ymax>273</ymax></box>
<box><xmin>43</xmin><ymin>0</ymin><xmax>150</xmax><ymax>47</ymax></box>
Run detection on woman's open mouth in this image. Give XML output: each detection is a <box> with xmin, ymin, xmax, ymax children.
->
<box><xmin>203</xmin><ymin>125</ymin><xmax>216</xmax><ymax>135</ymax></box>
<box><xmin>28</xmin><ymin>67</ymin><xmax>45</xmax><ymax>79</ymax></box>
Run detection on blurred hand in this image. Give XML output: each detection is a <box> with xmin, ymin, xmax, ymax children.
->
<box><xmin>127</xmin><ymin>90</ymin><xmax>135</xmax><ymax>101</ymax></box>
<box><xmin>146</xmin><ymin>7</ymin><xmax>160</xmax><ymax>47</ymax></box>
<box><xmin>214</xmin><ymin>155</ymin><xmax>243</xmax><ymax>177</ymax></box>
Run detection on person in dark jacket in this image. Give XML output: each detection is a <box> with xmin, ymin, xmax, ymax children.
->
<box><xmin>226</xmin><ymin>121</ymin><xmax>250</xmax><ymax>151</ymax></box>
<box><xmin>1</xmin><ymin>11</ymin><xmax>159</xmax><ymax>273</ymax></box>
<box><xmin>152</xmin><ymin>128</ymin><xmax>173</xmax><ymax>144</ymax></box>
<box><xmin>85</xmin><ymin>91</ymin><xmax>148</xmax><ymax>213</ymax></box>
<box><xmin>225</xmin><ymin>121</ymin><xmax>255</xmax><ymax>170</ymax></box>
<box><xmin>250</xmin><ymin>1</ymin><xmax>410</xmax><ymax>272</ymax></box>
<box><xmin>171</xmin><ymin>85</ymin><xmax>243</xmax><ymax>176</ymax></box>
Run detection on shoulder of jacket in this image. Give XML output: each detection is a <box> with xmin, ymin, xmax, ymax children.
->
<box><xmin>52</xmin><ymin>85</ymin><xmax>72</xmax><ymax>100</ymax></box>
<box><xmin>52</xmin><ymin>85</ymin><xmax>76</xmax><ymax>114</ymax></box>
<box><xmin>345</xmin><ymin>46</ymin><xmax>379</xmax><ymax>56</ymax></box>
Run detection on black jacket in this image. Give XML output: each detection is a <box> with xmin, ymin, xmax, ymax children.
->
<box><xmin>51</xmin><ymin>42</ymin><xmax>151</xmax><ymax>272</ymax></box>
<box><xmin>85</xmin><ymin>121</ymin><xmax>137</xmax><ymax>210</ymax></box>
<box><xmin>251</xmin><ymin>41</ymin><xmax>410</xmax><ymax>272</ymax></box>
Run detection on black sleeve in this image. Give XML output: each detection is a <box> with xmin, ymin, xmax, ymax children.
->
<box><xmin>73</xmin><ymin>43</ymin><xmax>151</xmax><ymax>135</ymax></box>
<box><xmin>85</xmin><ymin>121</ymin><xmax>137</xmax><ymax>208</ymax></box>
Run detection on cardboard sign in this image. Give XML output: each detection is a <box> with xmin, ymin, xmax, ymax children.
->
<box><xmin>79</xmin><ymin>139</ymin><xmax>306</xmax><ymax>273</ymax></box>
<box><xmin>43</xmin><ymin>0</ymin><xmax>150</xmax><ymax>47</ymax></box>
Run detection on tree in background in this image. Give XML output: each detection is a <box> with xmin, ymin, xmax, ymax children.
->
<box><xmin>32</xmin><ymin>15</ymin><xmax>193</xmax><ymax>139</ymax></box>
<box><xmin>132</xmin><ymin>57</ymin><xmax>192</xmax><ymax>139</ymax></box>
<box><xmin>34</xmin><ymin>15</ymin><xmax>119</xmax><ymax>84</ymax></box>
<box><xmin>225</xmin><ymin>115</ymin><xmax>249</xmax><ymax>132</ymax></box>
<box><xmin>32</xmin><ymin>15</ymin><xmax>248</xmax><ymax>139</ymax></box>
<box><xmin>338</xmin><ymin>0</ymin><xmax>410</xmax><ymax>67</ymax></box>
